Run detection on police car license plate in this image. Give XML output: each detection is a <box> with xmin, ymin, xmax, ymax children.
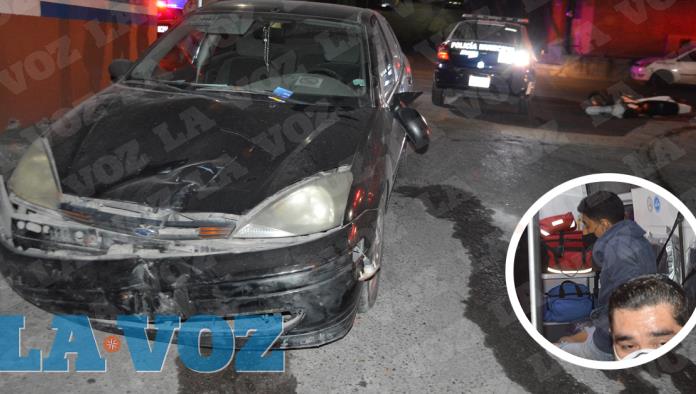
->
<box><xmin>468</xmin><ymin>75</ymin><xmax>490</xmax><ymax>88</ymax></box>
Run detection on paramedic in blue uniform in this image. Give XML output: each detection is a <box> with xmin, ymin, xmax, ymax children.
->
<box><xmin>557</xmin><ymin>191</ymin><xmax>657</xmax><ymax>361</ymax></box>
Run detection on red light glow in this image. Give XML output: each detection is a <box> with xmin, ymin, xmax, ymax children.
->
<box><xmin>437</xmin><ymin>44</ymin><xmax>450</xmax><ymax>61</ymax></box>
<box><xmin>352</xmin><ymin>188</ymin><xmax>364</xmax><ymax>210</ymax></box>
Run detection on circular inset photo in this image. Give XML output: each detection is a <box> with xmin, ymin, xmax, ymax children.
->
<box><xmin>506</xmin><ymin>174</ymin><xmax>696</xmax><ymax>369</ymax></box>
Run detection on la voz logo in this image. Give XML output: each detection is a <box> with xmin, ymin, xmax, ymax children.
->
<box><xmin>0</xmin><ymin>314</ymin><xmax>284</xmax><ymax>373</ymax></box>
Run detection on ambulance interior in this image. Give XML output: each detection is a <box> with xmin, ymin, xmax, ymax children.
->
<box><xmin>514</xmin><ymin>182</ymin><xmax>696</xmax><ymax>343</ymax></box>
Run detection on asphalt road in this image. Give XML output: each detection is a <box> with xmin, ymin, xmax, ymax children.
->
<box><xmin>2</xmin><ymin>57</ymin><xmax>696</xmax><ymax>394</ymax></box>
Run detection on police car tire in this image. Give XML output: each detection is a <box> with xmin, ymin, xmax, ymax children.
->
<box><xmin>518</xmin><ymin>95</ymin><xmax>530</xmax><ymax>115</ymax></box>
<box><xmin>432</xmin><ymin>86</ymin><xmax>445</xmax><ymax>106</ymax></box>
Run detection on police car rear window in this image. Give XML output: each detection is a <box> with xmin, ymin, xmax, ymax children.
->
<box><xmin>451</xmin><ymin>22</ymin><xmax>520</xmax><ymax>45</ymax></box>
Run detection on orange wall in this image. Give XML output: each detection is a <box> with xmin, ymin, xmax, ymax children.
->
<box><xmin>0</xmin><ymin>14</ymin><xmax>155</xmax><ymax>130</ymax></box>
<box><xmin>585</xmin><ymin>0</ymin><xmax>696</xmax><ymax>57</ymax></box>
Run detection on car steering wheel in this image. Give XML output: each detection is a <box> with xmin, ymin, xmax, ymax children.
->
<box><xmin>308</xmin><ymin>67</ymin><xmax>343</xmax><ymax>82</ymax></box>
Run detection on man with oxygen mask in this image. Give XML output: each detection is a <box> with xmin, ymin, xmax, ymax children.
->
<box><xmin>609</xmin><ymin>274</ymin><xmax>690</xmax><ymax>360</ymax></box>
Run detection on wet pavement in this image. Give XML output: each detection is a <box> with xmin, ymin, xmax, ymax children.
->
<box><xmin>2</xmin><ymin>56</ymin><xmax>696</xmax><ymax>394</ymax></box>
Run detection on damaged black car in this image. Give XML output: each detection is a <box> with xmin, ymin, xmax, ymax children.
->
<box><xmin>0</xmin><ymin>0</ymin><xmax>430</xmax><ymax>348</ymax></box>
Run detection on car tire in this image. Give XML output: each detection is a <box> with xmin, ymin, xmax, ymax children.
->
<box><xmin>432</xmin><ymin>84</ymin><xmax>445</xmax><ymax>107</ymax></box>
<box><xmin>358</xmin><ymin>270</ymin><xmax>381</xmax><ymax>313</ymax></box>
<box><xmin>650</xmin><ymin>71</ymin><xmax>673</xmax><ymax>88</ymax></box>
<box><xmin>357</xmin><ymin>192</ymin><xmax>386</xmax><ymax>313</ymax></box>
<box><xmin>517</xmin><ymin>95</ymin><xmax>530</xmax><ymax>115</ymax></box>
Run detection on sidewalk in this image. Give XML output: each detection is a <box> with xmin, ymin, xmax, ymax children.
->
<box><xmin>536</xmin><ymin>55</ymin><xmax>633</xmax><ymax>82</ymax></box>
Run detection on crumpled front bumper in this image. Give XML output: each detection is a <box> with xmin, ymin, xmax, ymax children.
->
<box><xmin>0</xmin><ymin>177</ymin><xmax>379</xmax><ymax>348</ymax></box>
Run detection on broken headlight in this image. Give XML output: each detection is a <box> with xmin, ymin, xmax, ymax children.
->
<box><xmin>8</xmin><ymin>138</ymin><xmax>62</xmax><ymax>209</ymax></box>
<box><xmin>234</xmin><ymin>168</ymin><xmax>353</xmax><ymax>238</ymax></box>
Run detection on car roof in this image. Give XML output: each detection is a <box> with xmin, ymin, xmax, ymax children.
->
<box><xmin>202</xmin><ymin>0</ymin><xmax>375</xmax><ymax>23</ymax></box>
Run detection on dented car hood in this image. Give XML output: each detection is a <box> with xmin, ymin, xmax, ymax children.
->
<box><xmin>46</xmin><ymin>84</ymin><xmax>375</xmax><ymax>214</ymax></box>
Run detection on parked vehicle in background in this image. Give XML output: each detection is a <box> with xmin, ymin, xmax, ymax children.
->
<box><xmin>373</xmin><ymin>0</ymin><xmax>400</xmax><ymax>8</ymax></box>
<box><xmin>444</xmin><ymin>0</ymin><xmax>465</xmax><ymax>8</ymax></box>
<box><xmin>631</xmin><ymin>44</ymin><xmax>696</xmax><ymax>88</ymax></box>
<box><xmin>157</xmin><ymin>0</ymin><xmax>184</xmax><ymax>35</ymax></box>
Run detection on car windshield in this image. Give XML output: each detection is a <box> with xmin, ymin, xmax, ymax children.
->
<box><xmin>451</xmin><ymin>21</ymin><xmax>520</xmax><ymax>45</ymax></box>
<box><xmin>129</xmin><ymin>12</ymin><xmax>370</xmax><ymax>107</ymax></box>
<box><xmin>667</xmin><ymin>45</ymin><xmax>696</xmax><ymax>59</ymax></box>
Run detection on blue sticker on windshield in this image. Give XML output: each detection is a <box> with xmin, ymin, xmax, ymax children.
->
<box><xmin>272</xmin><ymin>87</ymin><xmax>293</xmax><ymax>100</ymax></box>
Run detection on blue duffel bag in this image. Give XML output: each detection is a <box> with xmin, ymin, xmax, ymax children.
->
<box><xmin>543</xmin><ymin>280</ymin><xmax>593</xmax><ymax>322</ymax></box>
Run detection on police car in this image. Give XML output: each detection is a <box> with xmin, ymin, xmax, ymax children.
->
<box><xmin>157</xmin><ymin>0</ymin><xmax>184</xmax><ymax>35</ymax></box>
<box><xmin>432</xmin><ymin>14</ymin><xmax>536</xmax><ymax>111</ymax></box>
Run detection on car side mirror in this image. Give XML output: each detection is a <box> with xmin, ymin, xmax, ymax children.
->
<box><xmin>109</xmin><ymin>59</ymin><xmax>133</xmax><ymax>82</ymax></box>
<box><xmin>392</xmin><ymin>91</ymin><xmax>423</xmax><ymax>106</ymax></box>
<box><xmin>394</xmin><ymin>106</ymin><xmax>430</xmax><ymax>153</ymax></box>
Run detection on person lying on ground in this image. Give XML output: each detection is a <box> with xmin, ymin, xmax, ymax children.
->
<box><xmin>585</xmin><ymin>94</ymin><xmax>692</xmax><ymax>118</ymax></box>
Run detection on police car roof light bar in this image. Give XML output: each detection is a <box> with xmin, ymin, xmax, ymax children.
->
<box><xmin>461</xmin><ymin>14</ymin><xmax>529</xmax><ymax>24</ymax></box>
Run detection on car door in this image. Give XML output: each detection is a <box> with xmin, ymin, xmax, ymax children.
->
<box><xmin>377</xmin><ymin>14</ymin><xmax>412</xmax><ymax>93</ymax></box>
<box><xmin>677</xmin><ymin>49</ymin><xmax>696</xmax><ymax>84</ymax></box>
<box><xmin>371</xmin><ymin>16</ymin><xmax>398</xmax><ymax>106</ymax></box>
<box><xmin>370</xmin><ymin>15</ymin><xmax>408</xmax><ymax>195</ymax></box>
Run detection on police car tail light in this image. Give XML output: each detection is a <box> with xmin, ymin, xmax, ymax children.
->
<box><xmin>437</xmin><ymin>44</ymin><xmax>450</xmax><ymax>62</ymax></box>
<box><xmin>513</xmin><ymin>49</ymin><xmax>531</xmax><ymax>67</ymax></box>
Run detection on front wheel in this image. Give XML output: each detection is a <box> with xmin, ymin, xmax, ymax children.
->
<box><xmin>358</xmin><ymin>270</ymin><xmax>381</xmax><ymax>313</ymax></box>
<box><xmin>357</xmin><ymin>193</ymin><xmax>386</xmax><ymax>313</ymax></box>
<box><xmin>650</xmin><ymin>71</ymin><xmax>673</xmax><ymax>88</ymax></box>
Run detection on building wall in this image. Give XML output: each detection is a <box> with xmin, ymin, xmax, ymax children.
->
<box><xmin>0</xmin><ymin>1</ymin><xmax>156</xmax><ymax>130</ymax></box>
<box><xmin>577</xmin><ymin>0</ymin><xmax>696</xmax><ymax>57</ymax></box>
<box><xmin>547</xmin><ymin>0</ymin><xmax>569</xmax><ymax>46</ymax></box>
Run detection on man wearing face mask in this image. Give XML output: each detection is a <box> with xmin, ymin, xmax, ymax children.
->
<box><xmin>558</xmin><ymin>191</ymin><xmax>657</xmax><ymax>360</ymax></box>
<box><xmin>609</xmin><ymin>274</ymin><xmax>689</xmax><ymax>360</ymax></box>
